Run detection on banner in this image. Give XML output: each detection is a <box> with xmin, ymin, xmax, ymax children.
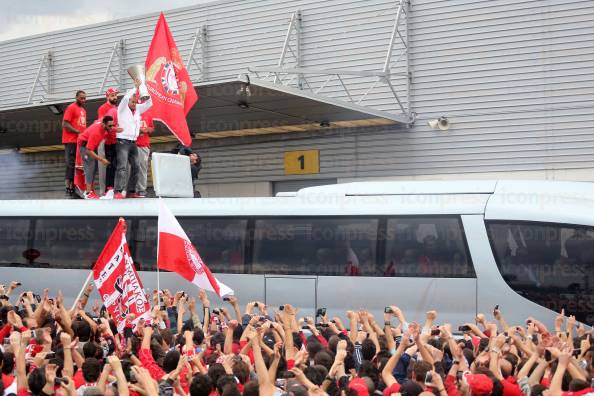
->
<box><xmin>157</xmin><ymin>199</ymin><xmax>233</xmax><ymax>297</ymax></box>
<box><xmin>93</xmin><ymin>219</ymin><xmax>151</xmax><ymax>333</ymax></box>
<box><xmin>145</xmin><ymin>12</ymin><xmax>198</xmax><ymax>146</ymax></box>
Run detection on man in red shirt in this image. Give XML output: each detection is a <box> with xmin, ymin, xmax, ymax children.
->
<box><xmin>97</xmin><ymin>88</ymin><xmax>119</xmax><ymax>196</ymax></box>
<box><xmin>62</xmin><ymin>90</ymin><xmax>87</xmax><ymax>198</ymax></box>
<box><xmin>77</xmin><ymin>116</ymin><xmax>114</xmax><ymax>199</ymax></box>
<box><xmin>129</xmin><ymin>111</ymin><xmax>154</xmax><ymax>197</ymax></box>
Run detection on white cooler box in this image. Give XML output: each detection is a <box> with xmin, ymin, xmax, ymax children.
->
<box><xmin>151</xmin><ymin>152</ymin><xmax>194</xmax><ymax>198</ymax></box>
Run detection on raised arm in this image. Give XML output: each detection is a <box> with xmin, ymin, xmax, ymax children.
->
<box><xmin>549</xmin><ymin>352</ymin><xmax>570</xmax><ymax>396</ymax></box>
<box><xmin>118</xmin><ymin>88</ymin><xmax>135</xmax><ymax>114</ymax></box>
<box><xmin>60</xmin><ymin>332</ymin><xmax>75</xmax><ymax>377</ymax></box>
<box><xmin>109</xmin><ymin>356</ymin><xmax>130</xmax><ymax>396</ymax></box>
<box><xmin>493</xmin><ymin>306</ymin><xmax>510</xmax><ymax>332</ymax></box>
<box><xmin>251</xmin><ymin>331</ymin><xmax>275</xmax><ymax>396</ymax></box>
<box><xmin>382</xmin><ymin>331</ymin><xmax>411</xmax><ymax>387</ymax></box>
<box><xmin>225</xmin><ymin>295</ymin><xmax>242</xmax><ymax>322</ymax></box>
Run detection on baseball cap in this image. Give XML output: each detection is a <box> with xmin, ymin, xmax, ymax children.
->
<box><xmin>105</xmin><ymin>88</ymin><xmax>119</xmax><ymax>97</ymax></box>
<box><xmin>465</xmin><ymin>373</ymin><xmax>493</xmax><ymax>396</ymax></box>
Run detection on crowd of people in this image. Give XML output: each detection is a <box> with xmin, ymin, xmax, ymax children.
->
<box><xmin>0</xmin><ymin>281</ymin><xmax>592</xmax><ymax>396</ymax></box>
<box><xmin>61</xmin><ymin>87</ymin><xmax>201</xmax><ymax>200</ymax></box>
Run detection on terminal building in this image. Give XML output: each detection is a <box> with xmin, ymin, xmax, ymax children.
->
<box><xmin>0</xmin><ymin>0</ymin><xmax>593</xmax><ymax>199</ymax></box>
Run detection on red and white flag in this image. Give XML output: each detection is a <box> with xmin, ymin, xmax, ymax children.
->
<box><xmin>157</xmin><ymin>199</ymin><xmax>233</xmax><ymax>297</ymax></box>
<box><xmin>144</xmin><ymin>12</ymin><xmax>198</xmax><ymax>146</ymax></box>
<box><xmin>93</xmin><ymin>219</ymin><xmax>151</xmax><ymax>333</ymax></box>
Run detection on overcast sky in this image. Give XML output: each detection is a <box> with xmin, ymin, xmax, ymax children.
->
<box><xmin>0</xmin><ymin>1</ymin><xmax>210</xmax><ymax>42</ymax></box>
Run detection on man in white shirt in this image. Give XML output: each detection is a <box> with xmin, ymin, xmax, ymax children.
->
<box><xmin>114</xmin><ymin>81</ymin><xmax>152</xmax><ymax>199</ymax></box>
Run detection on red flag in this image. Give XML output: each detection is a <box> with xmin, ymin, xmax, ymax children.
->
<box><xmin>157</xmin><ymin>199</ymin><xmax>234</xmax><ymax>297</ymax></box>
<box><xmin>145</xmin><ymin>12</ymin><xmax>198</xmax><ymax>146</ymax></box>
<box><xmin>93</xmin><ymin>219</ymin><xmax>151</xmax><ymax>333</ymax></box>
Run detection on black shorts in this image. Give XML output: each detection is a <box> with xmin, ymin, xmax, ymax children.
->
<box><xmin>64</xmin><ymin>143</ymin><xmax>77</xmax><ymax>181</ymax></box>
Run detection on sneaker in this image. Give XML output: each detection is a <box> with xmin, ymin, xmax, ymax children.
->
<box><xmin>127</xmin><ymin>193</ymin><xmax>145</xmax><ymax>199</ymax></box>
<box><xmin>114</xmin><ymin>192</ymin><xmax>125</xmax><ymax>200</ymax></box>
<box><xmin>100</xmin><ymin>188</ymin><xmax>115</xmax><ymax>200</ymax></box>
<box><xmin>84</xmin><ymin>191</ymin><xmax>99</xmax><ymax>200</ymax></box>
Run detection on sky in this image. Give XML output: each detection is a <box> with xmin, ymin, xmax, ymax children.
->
<box><xmin>0</xmin><ymin>1</ymin><xmax>211</xmax><ymax>42</ymax></box>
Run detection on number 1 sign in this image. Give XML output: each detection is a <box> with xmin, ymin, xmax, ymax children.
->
<box><xmin>283</xmin><ymin>150</ymin><xmax>320</xmax><ymax>175</ymax></box>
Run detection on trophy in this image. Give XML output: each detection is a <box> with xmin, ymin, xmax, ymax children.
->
<box><xmin>127</xmin><ymin>65</ymin><xmax>151</xmax><ymax>101</ymax></box>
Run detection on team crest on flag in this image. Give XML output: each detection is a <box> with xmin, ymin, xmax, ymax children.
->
<box><xmin>184</xmin><ymin>239</ymin><xmax>205</xmax><ymax>275</ymax></box>
<box><xmin>161</xmin><ymin>63</ymin><xmax>179</xmax><ymax>95</ymax></box>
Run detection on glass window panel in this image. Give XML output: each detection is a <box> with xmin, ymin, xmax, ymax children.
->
<box><xmin>180</xmin><ymin>219</ymin><xmax>247</xmax><ymax>274</ymax></box>
<box><xmin>130</xmin><ymin>218</ymin><xmax>158</xmax><ymax>271</ymax></box>
<box><xmin>384</xmin><ymin>217</ymin><xmax>475</xmax><ymax>278</ymax></box>
<box><xmin>487</xmin><ymin>221</ymin><xmax>594</xmax><ymax>324</ymax></box>
<box><xmin>32</xmin><ymin>218</ymin><xmax>118</xmax><ymax>269</ymax></box>
<box><xmin>253</xmin><ymin>218</ymin><xmax>378</xmax><ymax>276</ymax></box>
<box><xmin>130</xmin><ymin>218</ymin><xmax>247</xmax><ymax>273</ymax></box>
<box><xmin>0</xmin><ymin>219</ymin><xmax>31</xmax><ymax>267</ymax></box>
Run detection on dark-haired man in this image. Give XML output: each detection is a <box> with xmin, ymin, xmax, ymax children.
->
<box><xmin>97</xmin><ymin>88</ymin><xmax>119</xmax><ymax>196</ymax></box>
<box><xmin>76</xmin><ymin>116</ymin><xmax>114</xmax><ymax>199</ymax></box>
<box><xmin>62</xmin><ymin>90</ymin><xmax>87</xmax><ymax>198</ymax></box>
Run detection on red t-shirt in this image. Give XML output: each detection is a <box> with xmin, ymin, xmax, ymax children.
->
<box><xmin>97</xmin><ymin>103</ymin><xmax>118</xmax><ymax>144</ymax></box>
<box><xmin>72</xmin><ymin>370</ymin><xmax>86</xmax><ymax>389</ymax></box>
<box><xmin>62</xmin><ymin>103</ymin><xmax>87</xmax><ymax>144</ymax></box>
<box><xmin>78</xmin><ymin>122</ymin><xmax>107</xmax><ymax>152</ymax></box>
<box><xmin>2</xmin><ymin>373</ymin><xmax>14</xmax><ymax>388</ymax></box>
<box><xmin>135</xmin><ymin>114</ymin><xmax>154</xmax><ymax>148</ymax></box>
<box><xmin>502</xmin><ymin>377</ymin><xmax>523</xmax><ymax>396</ymax></box>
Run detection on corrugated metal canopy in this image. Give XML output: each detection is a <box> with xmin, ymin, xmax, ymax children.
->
<box><xmin>0</xmin><ymin>78</ymin><xmax>406</xmax><ymax>150</ymax></box>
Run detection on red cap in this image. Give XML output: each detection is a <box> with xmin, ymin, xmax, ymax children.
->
<box><xmin>465</xmin><ymin>373</ymin><xmax>493</xmax><ymax>396</ymax></box>
<box><xmin>105</xmin><ymin>88</ymin><xmax>119</xmax><ymax>97</ymax></box>
<box><xmin>382</xmin><ymin>382</ymin><xmax>401</xmax><ymax>396</ymax></box>
<box><xmin>348</xmin><ymin>378</ymin><xmax>369</xmax><ymax>396</ymax></box>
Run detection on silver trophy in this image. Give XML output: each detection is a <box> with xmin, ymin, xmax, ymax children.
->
<box><xmin>127</xmin><ymin>65</ymin><xmax>151</xmax><ymax>101</ymax></box>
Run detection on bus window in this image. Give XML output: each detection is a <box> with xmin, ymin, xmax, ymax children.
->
<box><xmin>32</xmin><ymin>218</ymin><xmax>117</xmax><ymax>269</ymax></box>
<box><xmin>0</xmin><ymin>219</ymin><xmax>31</xmax><ymax>267</ymax></box>
<box><xmin>180</xmin><ymin>219</ymin><xmax>248</xmax><ymax>274</ymax></box>
<box><xmin>487</xmin><ymin>221</ymin><xmax>594</xmax><ymax>324</ymax></box>
<box><xmin>130</xmin><ymin>218</ymin><xmax>248</xmax><ymax>273</ymax></box>
<box><xmin>131</xmin><ymin>218</ymin><xmax>158</xmax><ymax>271</ymax></box>
<box><xmin>383</xmin><ymin>217</ymin><xmax>475</xmax><ymax>278</ymax></box>
<box><xmin>253</xmin><ymin>218</ymin><xmax>378</xmax><ymax>276</ymax></box>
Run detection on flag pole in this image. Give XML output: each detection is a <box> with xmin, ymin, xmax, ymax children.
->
<box><xmin>156</xmin><ymin>197</ymin><xmax>161</xmax><ymax>296</ymax></box>
<box><xmin>71</xmin><ymin>270</ymin><xmax>94</xmax><ymax>311</ymax></box>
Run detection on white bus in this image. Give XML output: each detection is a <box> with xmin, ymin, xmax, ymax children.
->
<box><xmin>0</xmin><ymin>180</ymin><xmax>592</xmax><ymax>326</ymax></box>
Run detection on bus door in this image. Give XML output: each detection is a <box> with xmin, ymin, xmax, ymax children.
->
<box><xmin>265</xmin><ymin>276</ymin><xmax>317</xmax><ymax>319</ymax></box>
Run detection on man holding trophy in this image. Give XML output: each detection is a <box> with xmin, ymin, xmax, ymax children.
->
<box><xmin>113</xmin><ymin>65</ymin><xmax>153</xmax><ymax>199</ymax></box>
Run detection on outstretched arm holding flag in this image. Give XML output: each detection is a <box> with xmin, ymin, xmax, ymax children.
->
<box><xmin>157</xmin><ymin>198</ymin><xmax>234</xmax><ymax>297</ymax></box>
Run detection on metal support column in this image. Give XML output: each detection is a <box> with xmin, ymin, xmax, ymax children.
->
<box><xmin>98</xmin><ymin>40</ymin><xmax>126</xmax><ymax>95</ymax></box>
<box><xmin>27</xmin><ymin>51</ymin><xmax>54</xmax><ymax>104</ymax></box>
<box><xmin>248</xmin><ymin>1</ymin><xmax>414</xmax><ymax>123</ymax></box>
<box><xmin>186</xmin><ymin>25</ymin><xmax>208</xmax><ymax>82</ymax></box>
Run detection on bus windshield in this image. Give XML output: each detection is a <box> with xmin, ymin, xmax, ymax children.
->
<box><xmin>487</xmin><ymin>221</ymin><xmax>594</xmax><ymax>324</ymax></box>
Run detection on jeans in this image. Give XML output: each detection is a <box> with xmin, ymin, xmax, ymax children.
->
<box><xmin>115</xmin><ymin>139</ymin><xmax>139</xmax><ymax>193</ymax></box>
<box><xmin>104</xmin><ymin>143</ymin><xmax>117</xmax><ymax>188</ymax></box>
<box><xmin>133</xmin><ymin>146</ymin><xmax>150</xmax><ymax>194</ymax></box>
<box><xmin>64</xmin><ymin>143</ymin><xmax>76</xmax><ymax>181</ymax></box>
<box><xmin>80</xmin><ymin>145</ymin><xmax>97</xmax><ymax>185</ymax></box>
